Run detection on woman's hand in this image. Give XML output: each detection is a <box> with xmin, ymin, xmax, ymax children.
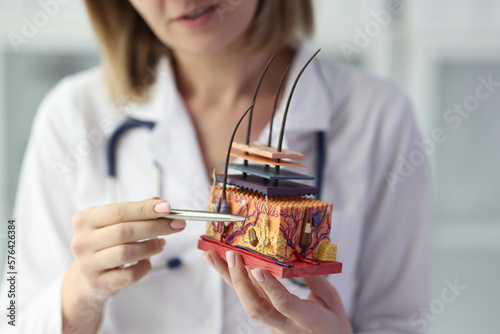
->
<box><xmin>204</xmin><ymin>250</ymin><xmax>353</xmax><ymax>334</ymax></box>
<box><xmin>62</xmin><ymin>198</ymin><xmax>185</xmax><ymax>334</ymax></box>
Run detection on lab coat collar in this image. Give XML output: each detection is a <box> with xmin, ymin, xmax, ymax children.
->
<box><xmin>126</xmin><ymin>45</ymin><xmax>335</xmax><ymax>132</ymax></box>
<box><xmin>273</xmin><ymin>46</ymin><xmax>334</xmax><ymax>134</ymax></box>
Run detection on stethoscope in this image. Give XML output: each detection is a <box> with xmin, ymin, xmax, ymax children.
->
<box><xmin>106</xmin><ymin>116</ymin><xmax>327</xmax><ymax>277</ymax></box>
<box><xmin>106</xmin><ymin>117</ymin><xmax>160</xmax><ymax>204</ymax></box>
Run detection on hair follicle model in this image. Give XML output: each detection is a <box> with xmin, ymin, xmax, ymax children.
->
<box><xmin>198</xmin><ymin>49</ymin><xmax>342</xmax><ymax>278</ymax></box>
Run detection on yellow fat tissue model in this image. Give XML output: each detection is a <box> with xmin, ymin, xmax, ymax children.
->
<box><xmin>198</xmin><ymin>50</ymin><xmax>342</xmax><ymax>278</ymax></box>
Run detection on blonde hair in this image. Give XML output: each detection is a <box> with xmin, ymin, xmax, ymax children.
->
<box><xmin>84</xmin><ymin>0</ymin><xmax>314</xmax><ymax>101</ymax></box>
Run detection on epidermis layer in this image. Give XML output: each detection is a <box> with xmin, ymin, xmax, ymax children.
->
<box><xmin>206</xmin><ymin>186</ymin><xmax>337</xmax><ymax>263</ymax></box>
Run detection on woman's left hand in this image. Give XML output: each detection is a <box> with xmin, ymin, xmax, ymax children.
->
<box><xmin>203</xmin><ymin>250</ymin><xmax>353</xmax><ymax>334</ymax></box>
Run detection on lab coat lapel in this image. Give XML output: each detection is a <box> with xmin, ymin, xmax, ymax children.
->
<box><xmin>280</xmin><ymin>46</ymin><xmax>334</xmax><ymax>134</ymax></box>
<box><xmin>257</xmin><ymin>46</ymin><xmax>335</xmax><ymax>163</ymax></box>
<box><xmin>148</xmin><ymin>59</ymin><xmax>210</xmax><ymax>212</ymax></box>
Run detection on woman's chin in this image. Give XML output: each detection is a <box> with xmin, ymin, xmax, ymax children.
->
<box><xmin>166</xmin><ymin>39</ymin><xmax>236</xmax><ymax>57</ymax></box>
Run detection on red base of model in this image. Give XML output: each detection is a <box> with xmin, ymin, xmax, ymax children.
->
<box><xmin>198</xmin><ymin>236</ymin><xmax>342</xmax><ymax>279</ymax></box>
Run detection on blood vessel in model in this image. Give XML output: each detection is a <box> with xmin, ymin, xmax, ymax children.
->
<box><xmin>197</xmin><ymin>49</ymin><xmax>342</xmax><ymax>278</ymax></box>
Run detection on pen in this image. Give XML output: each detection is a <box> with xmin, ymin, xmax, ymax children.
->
<box><xmin>163</xmin><ymin>209</ymin><xmax>248</xmax><ymax>222</ymax></box>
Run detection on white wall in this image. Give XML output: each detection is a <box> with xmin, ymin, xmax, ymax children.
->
<box><xmin>0</xmin><ymin>0</ymin><xmax>99</xmax><ymax>221</ymax></box>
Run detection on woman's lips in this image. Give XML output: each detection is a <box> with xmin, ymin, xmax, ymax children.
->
<box><xmin>176</xmin><ymin>5</ymin><xmax>217</xmax><ymax>29</ymax></box>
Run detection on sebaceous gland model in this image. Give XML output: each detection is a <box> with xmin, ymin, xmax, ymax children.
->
<box><xmin>198</xmin><ymin>49</ymin><xmax>342</xmax><ymax>279</ymax></box>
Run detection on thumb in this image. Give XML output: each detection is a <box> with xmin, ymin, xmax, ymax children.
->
<box><xmin>304</xmin><ymin>275</ymin><xmax>344</xmax><ymax>313</ymax></box>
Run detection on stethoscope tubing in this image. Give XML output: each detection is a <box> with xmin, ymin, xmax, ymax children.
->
<box><xmin>106</xmin><ymin>116</ymin><xmax>160</xmax><ymax>203</ymax></box>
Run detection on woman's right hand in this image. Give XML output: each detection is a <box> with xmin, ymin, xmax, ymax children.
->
<box><xmin>62</xmin><ymin>198</ymin><xmax>185</xmax><ymax>334</ymax></box>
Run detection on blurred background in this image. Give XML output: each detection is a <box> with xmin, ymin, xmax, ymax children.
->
<box><xmin>0</xmin><ymin>0</ymin><xmax>499</xmax><ymax>332</ymax></box>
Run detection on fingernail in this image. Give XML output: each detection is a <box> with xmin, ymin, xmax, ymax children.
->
<box><xmin>226</xmin><ymin>251</ymin><xmax>235</xmax><ymax>269</ymax></box>
<box><xmin>170</xmin><ymin>220</ymin><xmax>186</xmax><ymax>230</ymax></box>
<box><xmin>251</xmin><ymin>268</ymin><xmax>265</xmax><ymax>283</ymax></box>
<box><xmin>202</xmin><ymin>253</ymin><xmax>214</xmax><ymax>267</ymax></box>
<box><xmin>154</xmin><ymin>202</ymin><xmax>170</xmax><ymax>213</ymax></box>
<box><xmin>159</xmin><ymin>238</ymin><xmax>166</xmax><ymax>248</ymax></box>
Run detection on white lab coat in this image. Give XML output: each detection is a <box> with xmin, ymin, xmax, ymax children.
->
<box><xmin>1</xmin><ymin>46</ymin><xmax>430</xmax><ymax>333</ymax></box>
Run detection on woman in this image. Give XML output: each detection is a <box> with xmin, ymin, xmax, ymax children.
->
<box><xmin>8</xmin><ymin>0</ymin><xmax>430</xmax><ymax>333</ymax></box>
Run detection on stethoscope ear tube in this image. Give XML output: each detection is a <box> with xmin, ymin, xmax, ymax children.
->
<box><xmin>153</xmin><ymin>162</ymin><xmax>162</xmax><ymax>201</ymax></box>
<box><xmin>107</xmin><ymin>176</ymin><xmax>117</xmax><ymax>203</ymax></box>
<box><xmin>107</xmin><ymin>164</ymin><xmax>162</xmax><ymax>204</ymax></box>
<box><xmin>106</xmin><ymin>116</ymin><xmax>158</xmax><ymax>203</ymax></box>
